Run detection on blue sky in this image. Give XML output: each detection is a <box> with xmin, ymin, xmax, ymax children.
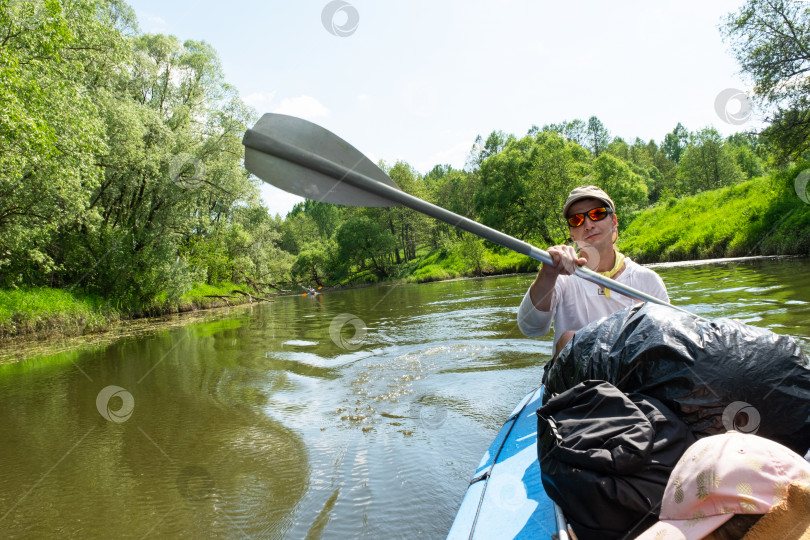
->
<box><xmin>126</xmin><ymin>0</ymin><xmax>756</xmax><ymax>217</ymax></box>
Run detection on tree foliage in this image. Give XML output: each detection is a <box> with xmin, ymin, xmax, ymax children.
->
<box><xmin>474</xmin><ymin>132</ymin><xmax>590</xmax><ymax>245</ymax></box>
<box><xmin>724</xmin><ymin>0</ymin><xmax>810</xmax><ymax>158</ymax></box>
<box><xmin>661</xmin><ymin>123</ymin><xmax>689</xmax><ymax>164</ymax></box>
<box><xmin>676</xmin><ymin>128</ymin><xmax>745</xmax><ymax>194</ymax></box>
<box><xmin>586</xmin><ymin>116</ymin><xmax>611</xmax><ymax>157</ymax></box>
<box><xmin>0</xmin><ymin>0</ymin><xmax>791</xmax><ymax>307</ymax></box>
<box><xmin>588</xmin><ymin>154</ymin><xmax>649</xmax><ymax>212</ymax></box>
<box><xmin>335</xmin><ymin>216</ymin><xmax>396</xmax><ymax>278</ymax></box>
<box><xmin>0</xmin><ymin>0</ymin><xmax>291</xmax><ymax>311</ymax></box>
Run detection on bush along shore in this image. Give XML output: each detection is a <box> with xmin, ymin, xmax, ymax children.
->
<box><xmin>3</xmin><ymin>166</ymin><xmax>810</xmax><ymax>342</ymax></box>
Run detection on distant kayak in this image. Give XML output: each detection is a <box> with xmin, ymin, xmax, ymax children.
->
<box><xmin>302</xmin><ymin>286</ymin><xmax>323</xmax><ymax>296</ymax></box>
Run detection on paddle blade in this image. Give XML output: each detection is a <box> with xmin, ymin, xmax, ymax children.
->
<box><xmin>243</xmin><ymin>114</ymin><xmax>401</xmax><ymax>207</ymax></box>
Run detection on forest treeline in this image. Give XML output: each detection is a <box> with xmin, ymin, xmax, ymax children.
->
<box><xmin>1</xmin><ymin>0</ymin><xmax>809</xmax><ymax>332</ymax></box>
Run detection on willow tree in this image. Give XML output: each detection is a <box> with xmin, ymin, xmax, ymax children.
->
<box><xmin>0</xmin><ymin>0</ymin><xmax>133</xmax><ymax>287</ymax></box>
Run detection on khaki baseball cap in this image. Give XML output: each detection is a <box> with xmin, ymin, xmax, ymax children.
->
<box><xmin>563</xmin><ymin>185</ymin><xmax>615</xmax><ymax>217</ymax></box>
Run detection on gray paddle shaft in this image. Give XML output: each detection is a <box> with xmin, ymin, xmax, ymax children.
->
<box><xmin>243</xmin><ymin>127</ymin><xmax>694</xmax><ymax>315</ymax></box>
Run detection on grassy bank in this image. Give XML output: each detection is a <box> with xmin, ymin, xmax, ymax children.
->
<box><xmin>620</xmin><ymin>167</ymin><xmax>810</xmax><ymax>263</ymax></box>
<box><xmin>6</xmin><ymin>165</ymin><xmax>809</xmax><ymax>341</ymax></box>
<box><xmin>0</xmin><ymin>282</ymin><xmax>260</xmax><ymax>340</ymax></box>
<box><xmin>405</xmin><ymin>244</ymin><xmax>536</xmax><ymax>283</ymax></box>
<box><xmin>0</xmin><ymin>288</ymin><xmax>116</xmax><ymax>339</ymax></box>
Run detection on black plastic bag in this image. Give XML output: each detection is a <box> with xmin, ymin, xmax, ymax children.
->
<box><xmin>542</xmin><ymin>302</ymin><xmax>810</xmax><ymax>454</ymax></box>
<box><xmin>537</xmin><ymin>380</ymin><xmax>696</xmax><ymax>540</ymax></box>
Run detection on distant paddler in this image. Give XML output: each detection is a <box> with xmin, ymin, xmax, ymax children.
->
<box><xmin>301</xmin><ymin>285</ymin><xmax>322</xmax><ymax>296</ymax></box>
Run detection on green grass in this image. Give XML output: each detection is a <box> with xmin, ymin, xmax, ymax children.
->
<box><xmin>0</xmin><ymin>287</ymin><xmax>117</xmax><ymax>338</ymax></box>
<box><xmin>404</xmin><ymin>243</ymin><xmax>537</xmax><ymax>283</ymax></box>
<box><xmin>485</xmin><ymin>249</ymin><xmax>537</xmax><ymax>274</ymax></box>
<box><xmin>0</xmin><ymin>281</ymin><xmax>261</xmax><ymax>339</ymax></box>
<box><xmin>620</xmin><ymin>169</ymin><xmax>810</xmax><ymax>263</ymax></box>
<box><xmin>408</xmin><ymin>264</ymin><xmax>460</xmax><ymax>283</ymax></box>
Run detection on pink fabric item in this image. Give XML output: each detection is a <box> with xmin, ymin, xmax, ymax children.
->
<box><xmin>635</xmin><ymin>431</ymin><xmax>810</xmax><ymax>540</ymax></box>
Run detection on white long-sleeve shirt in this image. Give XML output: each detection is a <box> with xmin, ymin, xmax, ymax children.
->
<box><xmin>517</xmin><ymin>259</ymin><xmax>669</xmax><ymax>349</ymax></box>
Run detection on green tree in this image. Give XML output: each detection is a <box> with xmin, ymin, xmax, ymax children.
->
<box><xmin>725</xmin><ymin>133</ymin><xmax>765</xmax><ymax>179</ymax></box>
<box><xmin>306</xmin><ymin>200</ymin><xmax>341</xmax><ymax>238</ymax></box>
<box><xmin>544</xmin><ymin>119</ymin><xmax>588</xmax><ymax>147</ymax></box>
<box><xmin>629</xmin><ymin>138</ymin><xmax>655</xmax><ymax>170</ymax></box>
<box><xmin>335</xmin><ymin>216</ymin><xmax>396</xmax><ymax>279</ymax></box>
<box><xmin>607</xmin><ymin>137</ymin><xmax>630</xmax><ymax>161</ymax></box>
<box><xmin>291</xmin><ymin>244</ymin><xmax>330</xmax><ymax>286</ymax></box>
<box><xmin>724</xmin><ymin>0</ymin><xmax>810</xmax><ymax>158</ymax></box>
<box><xmin>474</xmin><ymin>132</ymin><xmax>590</xmax><ymax>245</ymax></box>
<box><xmin>279</xmin><ymin>210</ymin><xmax>319</xmax><ymax>254</ymax></box>
<box><xmin>384</xmin><ymin>161</ymin><xmax>430</xmax><ymax>262</ymax></box>
<box><xmin>661</xmin><ymin>123</ymin><xmax>689</xmax><ymax>164</ymax></box>
<box><xmin>465</xmin><ymin>130</ymin><xmax>509</xmax><ymax>170</ymax></box>
<box><xmin>455</xmin><ymin>233</ymin><xmax>487</xmax><ymax>276</ymax></box>
<box><xmin>424</xmin><ymin>165</ymin><xmax>479</xmax><ymax>247</ymax></box>
<box><xmin>76</xmin><ymin>33</ymin><xmax>256</xmax><ymax>308</ymax></box>
<box><xmin>676</xmin><ymin>128</ymin><xmax>745</xmax><ymax>194</ymax></box>
<box><xmin>587</xmin><ymin>154</ymin><xmax>649</xmax><ymax>212</ymax></box>
<box><xmin>0</xmin><ymin>0</ymin><xmax>132</xmax><ymax>287</ymax></box>
<box><xmin>224</xmin><ymin>205</ymin><xmax>292</xmax><ymax>290</ymax></box>
<box><xmin>586</xmin><ymin>116</ymin><xmax>611</xmax><ymax>157</ymax></box>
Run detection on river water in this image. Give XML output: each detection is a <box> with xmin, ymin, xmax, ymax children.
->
<box><xmin>0</xmin><ymin>257</ymin><xmax>808</xmax><ymax>539</ymax></box>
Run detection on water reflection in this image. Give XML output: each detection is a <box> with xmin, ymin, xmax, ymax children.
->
<box><xmin>0</xmin><ymin>324</ymin><xmax>309</xmax><ymax>538</ymax></box>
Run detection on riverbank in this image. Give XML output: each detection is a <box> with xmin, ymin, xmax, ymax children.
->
<box><xmin>4</xmin><ymin>166</ymin><xmax>809</xmax><ymax>344</ymax></box>
<box><xmin>0</xmin><ymin>281</ymin><xmax>268</xmax><ymax>341</ymax></box>
<box><xmin>0</xmin><ymin>248</ymin><xmax>533</xmax><ymax>343</ymax></box>
<box><xmin>0</xmin><ymin>255</ymin><xmax>798</xmax><ymax>365</ymax></box>
<box><xmin>619</xmin><ymin>170</ymin><xmax>810</xmax><ymax>263</ymax></box>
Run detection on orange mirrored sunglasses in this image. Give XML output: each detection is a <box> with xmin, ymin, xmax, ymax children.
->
<box><xmin>566</xmin><ymin>207</ymin><xmax>612</xmax><ymax>228</ymax></box>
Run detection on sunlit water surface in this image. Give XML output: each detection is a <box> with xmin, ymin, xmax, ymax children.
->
<box><xmin>0</xmin><ymin>257</ymin><xmax>807</xmax><ymax>538</ymax></box>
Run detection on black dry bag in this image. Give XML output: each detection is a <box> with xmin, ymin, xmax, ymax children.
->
<box><xmin>537</xmin><ymin>380</ymin><xmax>696</xmax><ymax>540</ymax></box>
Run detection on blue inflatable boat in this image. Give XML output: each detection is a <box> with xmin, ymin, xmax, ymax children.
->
<box><xmin>447</xmin><ymin>386</ymin><xmax>571</xmax><ymax>540</ymax></box>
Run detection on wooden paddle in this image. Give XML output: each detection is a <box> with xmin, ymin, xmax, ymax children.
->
<box><xmin>242</xmin><ymin>113</ymin><xmax>695</xmax><ymax>317</ymax></box>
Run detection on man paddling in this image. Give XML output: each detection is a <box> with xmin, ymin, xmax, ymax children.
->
<box><xmin>517</xmin><ymin>186</ymin><xmax>669</xmax><ymax>356</ymax></box>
